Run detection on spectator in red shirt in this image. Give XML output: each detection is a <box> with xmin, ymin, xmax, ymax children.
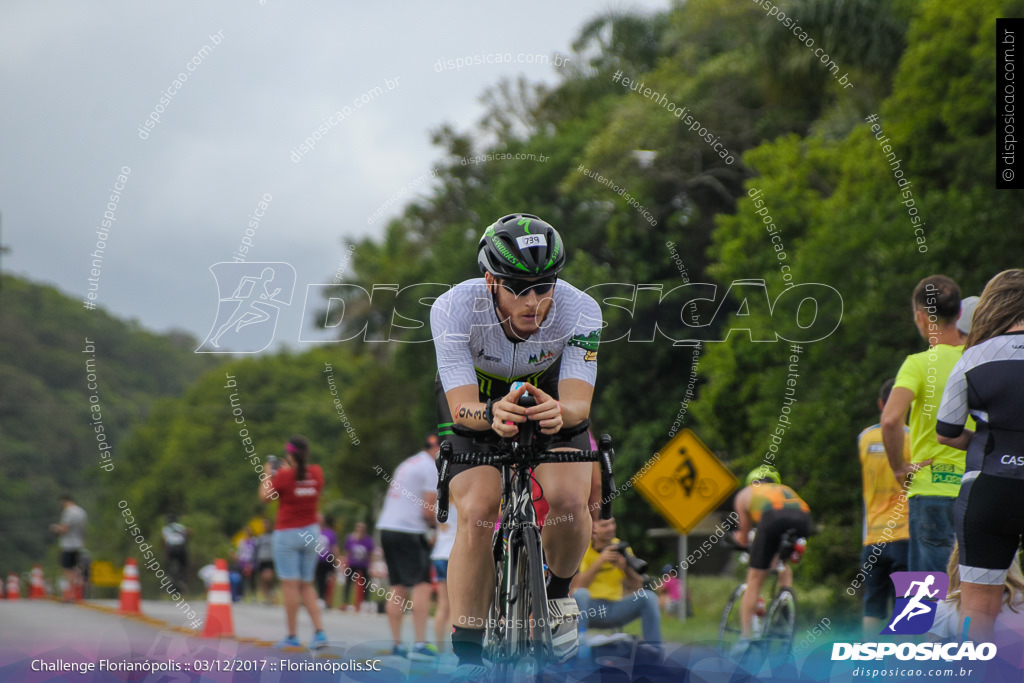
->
<box><xmin>260</xmin><ymin>435</ymin><xmax>327</xmax><ymax>649</ymax></box>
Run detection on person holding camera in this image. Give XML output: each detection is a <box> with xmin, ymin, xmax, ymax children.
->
<box><xmin>570</xmin><ymin>517</ymin><xmax>662</xmax><ymax>645</ymax></box>
<box><xmin>259</xmin><ymin>436</ymin><xmax>327</xmax><ymax>649</ymax></box>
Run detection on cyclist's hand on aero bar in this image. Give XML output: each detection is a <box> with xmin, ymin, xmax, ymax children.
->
<box><xmin>492</xmin><ymin>383</ymin><xmax>531</xmax><ymax>438</ymax></box>
<box><xmin>522</xmin><ymin>384</ymin><xmax>563</xmax><ymax>435</ymax></box>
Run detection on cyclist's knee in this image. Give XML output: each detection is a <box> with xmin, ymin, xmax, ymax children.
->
<box><xmin>454</xmin><ymin>496</ymin><xmax>499</xmax><ymax>536</ymax></box>
<box><xmin>545</xmin><ymin>489</ymin><xmax>588</xmax><ymax>518</ymax></box>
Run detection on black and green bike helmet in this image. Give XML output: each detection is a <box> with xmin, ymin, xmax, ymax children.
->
<box><xmin>477</xmin><ymin>213</ymin><xmax>566</xmax><ymax>278</ymax></box>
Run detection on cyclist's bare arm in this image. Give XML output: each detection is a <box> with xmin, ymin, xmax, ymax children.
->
<box><xmin>494</xmin><ymin>379</ymin><xmax>592</xmax><ymax>437</ymax></box>
<box><xmin>446</xmin><ymin>385</ymin><xmax>501</xmax><ymax>431</ymax></box>
<box><xmin>446</xmin><ymin>379</ymin><xmax>591</xmax><ymax>437</ymax></box>
<box><xmin>732</xmin><ymin>487</ymin><xmax>753</xmax><ymax>547</ymax></box>
<box><xmin>538</xmin><ymin>379</ymin><xmax>593</xmax><ymax>435</ymax></box>
<box><xmin>445</xmin><ymin>383</ymin><xmax>529</xmax><ymax>438</ymax></box>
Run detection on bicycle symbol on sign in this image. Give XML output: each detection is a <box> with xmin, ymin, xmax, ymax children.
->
<box><xmin>655</xmin><ymin>447</ymin><xmax>719</xmax><ymax>500</ymax></box>
<box><xmin>656</xmin><ymin>448</ymin><xmax>696</xmax><ymax>497</ymax></box>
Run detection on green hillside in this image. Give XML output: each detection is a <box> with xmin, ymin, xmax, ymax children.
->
<box><xmin>0</xmin><ymin>273</ymin><xmax>221</xmax><ymax>574</ymax></box>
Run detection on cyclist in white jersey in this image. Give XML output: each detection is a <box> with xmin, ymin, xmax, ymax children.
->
<box><xmin>429</xmin><ymin>213</ymin><xmax>602</xmax><ymax>675</ymax></box>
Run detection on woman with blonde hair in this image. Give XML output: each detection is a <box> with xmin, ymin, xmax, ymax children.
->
<box><xmin>937</xmin><ymin>269</ymin><xmax>1024</xmax><ymax>644</ymax></box>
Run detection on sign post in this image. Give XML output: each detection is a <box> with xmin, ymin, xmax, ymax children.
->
<box><xmin>635</xmin><ymin>429</ymin><xmax>738</xmax><ymax>623</ymax></box>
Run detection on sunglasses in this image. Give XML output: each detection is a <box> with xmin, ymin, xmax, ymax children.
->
<box><xmin>499</xmin><ymin>276</ymin><xmax>557</xmax><ymax>297</ymax></box>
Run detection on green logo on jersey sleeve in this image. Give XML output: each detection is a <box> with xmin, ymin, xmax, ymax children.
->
<box><xmin>567</xmin><ymin>330</ymin><xmax>600</xmax><ymax>352</ymax></box>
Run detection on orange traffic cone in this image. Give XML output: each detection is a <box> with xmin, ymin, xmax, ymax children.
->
<box><xmin>29</xmin><ymin>565</ymin><xmax>46</xmax><ymax>599</ymax></box>
<box><xmin>118</xmin><ymin>558</ymin><xmax>143</xmax><ymax>614</ymax></box>
<box><xmin>6</xmin><ymin>573</ymin><xmax>21</xmax><ymax>600</ymax></box>
<box><xmin>201</xmin><ymin>559</ymin><xmax>234</xmax><ymax>638</ymax></box>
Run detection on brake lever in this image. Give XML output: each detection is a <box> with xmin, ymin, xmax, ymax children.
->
<box><xmin>436</xmin><ymin>440</ymin><xmax>452</xmax><ymax>523</ymax></box>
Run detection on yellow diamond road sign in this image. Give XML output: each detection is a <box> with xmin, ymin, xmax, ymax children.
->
<box><xmin>635</xmin><ymin>429</ymin><xmax>739</xmax><ymax>534</ymax></box>
<box><xmin>90</xmin><ymin>560</ymin><xmax>123</xmax><ymax>588</ymax></box>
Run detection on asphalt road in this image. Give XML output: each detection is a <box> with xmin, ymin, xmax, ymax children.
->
<box><xmin>0</xmin><ymin>599</ymin><xmax>454</xmax><ymax>681</ymax></box>
<box><xmin>0</xmin><ymin>599</ymin><xmax>782</xmax><ymax>682</ymax></box>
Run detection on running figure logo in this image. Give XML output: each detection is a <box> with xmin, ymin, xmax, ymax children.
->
<box><xmin>883</xmin><ymin>572</ymin><xmax>949</xmax><ymax>635</ymax></box>
<box><xmin>197</xmin><ymin>263</ymin><xmax>296</xmax><ymax>353</ymax></box>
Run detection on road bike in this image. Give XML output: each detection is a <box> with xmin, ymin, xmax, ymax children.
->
<box><xmin>718</xmin><ymin>528</ymin><xmax>806</xmax><ymax>661</ymax></box>
<box><xmin>436</xmin><ymin>392</ymin><xmax>615</xmax><ymax>680</ymax></box>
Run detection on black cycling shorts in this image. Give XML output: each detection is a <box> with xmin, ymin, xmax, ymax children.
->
<box><xmin>749</xmin><ymin>509</ymin><xmax>812</xmax><ymax>571</ymax></box>
<box><xmin>955</xmin><ymin>472</ymin><xmax>1024</xmax><ymax>585</ymax></box>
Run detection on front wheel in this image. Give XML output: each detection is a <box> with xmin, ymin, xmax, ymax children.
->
<box><xmin>514</xmin><ymin>525</ymin><xmax>552</xmax><ymax>661</ymax></box>
<box><xmin>492</xmin><ymin>525</ymin><xmax>551</xmax><ymax>679</ymax></box>
<box><xmin>763</xmin><ymin>587</ymin><xmax>796</xmax><ymax>658</ymax></box>
<box><xmin>718</xmin><ymin>583</ymin><xmax>746</xmax><ymax>656</ymax></box>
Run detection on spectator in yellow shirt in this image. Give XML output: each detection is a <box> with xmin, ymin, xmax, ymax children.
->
<box><xmin>570</xmin><ymin>518</ymin><xmax>662</xmax><ymax>644</ymax></box>
<box><xmin>858</xmin><ymin>378</ymin><xmax>911</xmax><ymax>636</ymax></box>
<box><xmin>882</xmin><ymin>275</ymin><xmax>970</xmax><ymax>572</ymax></box>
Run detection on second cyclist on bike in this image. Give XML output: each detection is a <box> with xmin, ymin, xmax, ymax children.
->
<box><xmin>429</xmin><ymin>214</ymin><xmax>603</xmax><ymax>677</ymax></box>
<box><xmin>731</xmin><ymin>466</ymin><xmax>812</xmax><ymax>653</ymax></box>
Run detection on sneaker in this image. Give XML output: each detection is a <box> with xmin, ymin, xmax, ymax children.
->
<box><xmin>308</xmin><ymin>630</ymin><xmax>328</xmax><ymax>649</ymax></box>
<box><xmin>450</xmin><ymin>661</ymin><xmax>491</xmax><ymax>681</ymax></box>
<box><xmin>391</xmin><ymin>644</ymin><xmax>409</xmax><ymax>657</ymax></box>
<box><xmin>408</xmin><ymin>642</ymin><xmax>439</xmax><ymax>661</ymax></box>
<box><xmin>729</xmin><ymin>637</ymin><xmax>752</xmax><ymax>659</ymax></box>
<box><xmin>588</xmin><ymin>632</ymin><xmax>632</xmax><ymax>647</ymax></box>
<box><xmin>548</xmin><ymin>597</ymin><xmax>581</xmax><ymax>662</ymax></box>
<box><xmin>275</xmin><ymin>636</ymin><xmax>301</xmax><ymax>648</ymax></box>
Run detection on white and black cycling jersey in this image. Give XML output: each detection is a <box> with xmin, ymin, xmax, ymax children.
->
<box><xmin>429</xmin><ymin>278</ymin><xmax>602</xmax><ymax>398</ymax></box>
<box><xmin>937</xmin><ymin>331</ymin><xmax>1024</xmax><ymax>480</ymax></box>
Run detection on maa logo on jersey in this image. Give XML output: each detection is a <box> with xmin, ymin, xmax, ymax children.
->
<box><xmin>527</xmin><ymin>349</ymin><xmax>555</xmax><ymax>365</ymax></box>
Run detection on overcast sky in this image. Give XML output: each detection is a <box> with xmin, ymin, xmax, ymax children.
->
<box><xmin>0</xmin><ymin>0</ymin><xmax>669</xmax><ymax>350</ymax></box>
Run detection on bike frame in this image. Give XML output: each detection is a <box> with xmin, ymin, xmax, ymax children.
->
<box><xmin>489</xmin><ymin>456</ymin><xmax>550</xmax><ymax>664</ymax></box>
<box><xmin>435</xmin><ymin>396</ymin><xmax>616</xmax><ymax>674</ymax></box>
